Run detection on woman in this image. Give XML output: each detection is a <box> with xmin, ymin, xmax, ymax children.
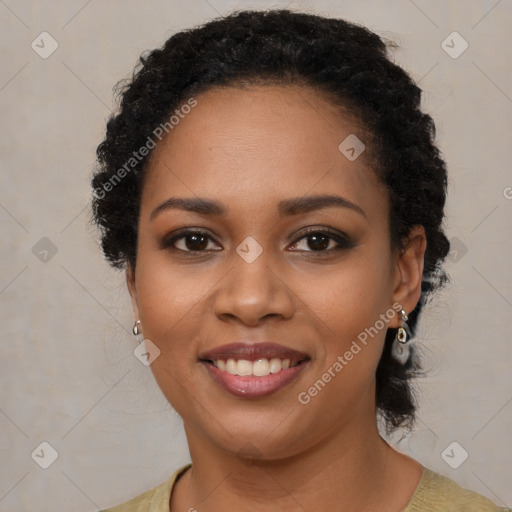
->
<box><xmin>91</xmin><ymin>9</ymin><xmax>509</xmax><ymax>512</ymax></box>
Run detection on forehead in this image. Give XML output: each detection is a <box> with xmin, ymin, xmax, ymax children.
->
<box><xmin>141</xmin><ymin>84</ymin><xmax>385</xmax><ymax>216</ymax></box>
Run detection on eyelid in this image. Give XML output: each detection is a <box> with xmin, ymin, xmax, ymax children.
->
<box><xmin>161</xmin><ymin>226</ymin><xmax>354</xmax><ymax>253</ymax></box>
<box><xmin>288</xmin><ymin>227</ymin><xmax>354</xmax><ymax>251</ymax></box>
<box><xmin>160</xmin><ymin>228</ymin><xmax>221</xmax><ymax>251</ymax></box>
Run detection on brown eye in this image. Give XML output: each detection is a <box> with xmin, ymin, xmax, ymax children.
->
<box><xmin>288</xmin><ymin>229</ymin><xmax>354</xmax><ymax>253</ymax></box>
<box><xmin>161</xmin><ymin>230</ymin><xmax>222</xmax><ymax>252</ymax></box>
<box><xmin>303</xmin><ymin>233</ymin><xmax>331</xmax><ymax>251</ymax></box>
<box><xmin>180</xmin><ymin>233</ymin><xmax>209</xmax><ymax>251</ymax></box>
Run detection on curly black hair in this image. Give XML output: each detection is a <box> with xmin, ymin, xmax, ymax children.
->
<box><xmin>91</xmin><ymin>9</ymin><xmax>450</xmax><ymax>434</ymax></box>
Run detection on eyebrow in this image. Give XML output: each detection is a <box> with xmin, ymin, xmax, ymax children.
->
<box><xmin>150</xmin><ymin>194</ymin><xmax>366</xmax><ymax>220</ymax></box>
<box><xmin>150</xmin><ymin>197</ymin><xmax>224</xmax><ymax>220</ymax></box>
<box><xmin>279</xmin><ymin>194</ymin><xmax>366</xmax><ymax>218</ymax></box>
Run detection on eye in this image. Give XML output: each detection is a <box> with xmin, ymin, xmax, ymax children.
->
<box><xmin>161</xmin><ymin>230</ymin><xmax>222</xmax><ymax>252</ymax></box>
<box><xmin>288</xmin><ymin>229</ymin><xmax>353</xmax><ymax>253</ymax></box>
<box><xmin>161</xmin><ymin>228</ymin><xmax>353</xmax><ymax>254</ymax></box>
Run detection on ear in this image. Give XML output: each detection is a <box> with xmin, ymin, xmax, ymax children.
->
<box><xmin>389</xmin><ymin>225</ymin><xmax>426</xmax><ymax>327</ymax></box>
<box><xmin>126</xmin><ymin>262</ymin><xmax>141</xmax><ymax>321</ymax></box>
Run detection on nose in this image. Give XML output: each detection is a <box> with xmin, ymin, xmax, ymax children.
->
<box><xmin>213</xmin><ymin>248</ymin><xmax>295</xmax><ymax>326</ymax></box>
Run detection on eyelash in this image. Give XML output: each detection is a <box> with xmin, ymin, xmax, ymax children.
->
<box><xmin>161</xmin><ymin>228</ymin><xmax>354</xmax><ymax>255</ymax></box>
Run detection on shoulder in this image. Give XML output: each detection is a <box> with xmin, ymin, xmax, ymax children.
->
<box><xmin>100</xmin><ymin>464</ymin><xmax>192</xmax><ymax>512</ymax></box>
<box><xmin>405</xmin><ymin>465</ymin><xmax>510</xmax><ymax>512</ymax></box>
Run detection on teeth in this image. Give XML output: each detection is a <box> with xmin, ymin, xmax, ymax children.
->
<box><xmin>213</xmin><ymin>357</ymin><xmax>295</xmax><ymax>376</ymax></box>
<box><xmin>236</xmin><ymin>359</ymin><xmax>253</xmax><ymax>376</ymax></box>
<box><xmin>269</xmin><ymin>357</ymin><xmax>282</xmax><ymax>374</ymax></box>
<box><xmin>253</xmin><ymin>358</ymin><xmax>270</xmax><ymax>377</ymax></box>
<box><xmin>226</xmin><ymin>358</ymin><xmax>237</xmax><ymax>375</ymax></box>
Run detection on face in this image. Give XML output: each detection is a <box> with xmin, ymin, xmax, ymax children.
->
<box><xmin>127</xmin><ymin>85</ymin><xmax>425</xmax><ymax>460</ymax></box>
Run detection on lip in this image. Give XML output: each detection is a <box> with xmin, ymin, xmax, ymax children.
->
<box><xmin>199</xmin><ymin>342</ymin><xmax>310</xmax><ymax>398</ymax></box>
<box><xmin>199</xmin><ymin>342</ymin><xmax>309</xmax><ymax>362</ymax></box>
<box><xmin>202</xmin><ymin>359</ymin><xmax>309</xmax><ymax>398</ymax></box>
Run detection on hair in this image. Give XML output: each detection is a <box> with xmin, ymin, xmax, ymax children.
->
<box><xmin>91</xmin><ymin>9</ymin><xmax>450</xmax><ymax>434</ymax></box>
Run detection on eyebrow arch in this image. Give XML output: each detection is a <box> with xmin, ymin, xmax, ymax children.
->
<box><xmin>278</xmin><ymin>194</ymin><xmax>366</xmax><ymax>218</ymax></box>
<box><xmin>150</xmin><ymin>197</ymin><xmax>225</xmax><ymax>220</ymax></box>
<box><xmin>150</xmin><ymin>194</ymin><xmax>366</xmax><ymax>220</ymax></box>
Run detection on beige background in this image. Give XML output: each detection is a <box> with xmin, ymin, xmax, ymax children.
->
<box><xmin>1</xmin><ymin>1</ymin><xmax>511</xmax><ymax>510</ymax></box>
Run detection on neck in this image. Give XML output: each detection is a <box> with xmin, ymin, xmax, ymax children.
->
<box><xmin>172</xmin><ymin>416</ymin><xmax>420</xmax><ymax>512</ymax></box>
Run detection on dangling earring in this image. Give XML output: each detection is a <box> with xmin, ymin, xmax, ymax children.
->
<box><xmin>391</xmin><ymin>309</ymin><xmax>411</xmax><ymax>364</ymax></box>
<box><xmin>132</xmin><ymin>320</ymin><xmax>143</xmax><ymax>344</ymax></box>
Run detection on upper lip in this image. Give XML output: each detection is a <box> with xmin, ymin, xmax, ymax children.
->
<box><xmin>199</xmin><ymin>342</ymin><xmax>309</xmax><ymax>363</ymax></box>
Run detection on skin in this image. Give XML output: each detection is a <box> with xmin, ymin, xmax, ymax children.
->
<box><xmin>126</xmin><ymin>84</ymin><xmax>427</xmax><ymax>511</ymax></box>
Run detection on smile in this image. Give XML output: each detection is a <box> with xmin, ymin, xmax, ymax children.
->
<box><xmin>201</xmin><ymin>357</ymin><xmax>309</xmax><ymax>398</ymax></box>
<box><xmin>211</xmin><ymin>357</ymin><xmax>302</xmax><ymax>376</ymax></box>
<box><xmin>199</xmin><ymin>341</ymin><xmax>310</xmax><ymax>398</ymax></box>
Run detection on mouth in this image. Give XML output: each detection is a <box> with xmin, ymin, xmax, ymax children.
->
<box><xmin>198</xmin><ymin>342</ymin><xmax>310</xmax><ymax>398</ymax></box>
<box><xmin>200</xmin><ymin>356</ymin><xmax>306</xmax><ymax>376</ymax></box>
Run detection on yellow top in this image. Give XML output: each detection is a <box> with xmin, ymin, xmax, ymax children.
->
<box><xmin>101</xmin><ymin>463</ymin><xmax>510</xmax><ymax>512</ymax></box>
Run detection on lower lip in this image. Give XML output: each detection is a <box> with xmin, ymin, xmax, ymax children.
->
<box><xmin>201</xmin><ymin>360</ymin><xmax>309</xmax><ymax>398</ymax></box>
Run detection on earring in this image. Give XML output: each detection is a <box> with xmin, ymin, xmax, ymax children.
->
<box><xmin>391</xmin><ymin>309</ymin><xmax>412</xmax><ymax>364</ymax></box>
<box><xmin>132</xmin><ymin>320</ymin><xmax>143</xmax><ymax>343</ymax></box>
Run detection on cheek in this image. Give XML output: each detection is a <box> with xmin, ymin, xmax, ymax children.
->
<box><xmin>133</xmin><ymin>249</ymin><xmax>229</xmax><ymax>412</ymax></box>
<box><xmin>294</xmin><ymin>253</ymin><xmax>394</xmax><ymax>406</ymax></box>
<box><xmin>291</xmin><ymin>263</ymin><xmax>392</xmax><ymax>421</ymax></box>
<box><xmin>137</xmin><ymin>275</ymin><xmax>205</xmax><ymax>352</ymax></box>
<box><xmin>299</xmin><ymin>250</ymin><xmax>393</xmax><ymax>339</ymax></box>
<box><xmin>133</xmin><ymin>250</ymin><xmax>207</xmax><ymax>368</ymax></box>
<box><xmin>136</xmin><ymin>268</ymin><xmax>206</xmax><ymax>411</ymax></box>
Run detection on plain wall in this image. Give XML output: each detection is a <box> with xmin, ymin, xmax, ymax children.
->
<box><xmin>1</xmin><ymin>1</ymin><xmax>511</xmax><ymax>510</ymax></box>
